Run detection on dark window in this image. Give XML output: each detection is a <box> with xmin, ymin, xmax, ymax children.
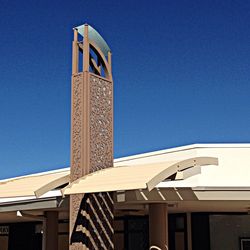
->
<box><xmin>191</xmin><ymin>213</ymin><xmax>210</xmax><ymax>250</ymax></box>
<box><xmin>240</xmin><ymin>238</ymin><xmax>250</xmax><ymax>250</ymax></box>
<box><xmin>168</xmin><ymin>213</ymin><xmax>187</xmax><ymax>250</ymax></box>
<box><xmin>114</xmin><ymin>216</ymin><xmax>149</xmax><ymax>250</ymax></box>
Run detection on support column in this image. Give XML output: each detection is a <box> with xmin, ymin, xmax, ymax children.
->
<box><xmin>45</xmin><ymin>211</ymin><xmax>58</xmax><ymax>250</ymax></box>
<box><xmin>187</xmin><ymin>213</ymin><xmax>192</xmax><ymax>250</ymax></box>
<box><xmin>42</xmin><ymin>219</ymin><xmax>46</xmax><ymax>250</ymax></box>
<box><xmin>149</xmin><ymin>204</ymin><xmax>168</xmax><ymax>249</ymax></box>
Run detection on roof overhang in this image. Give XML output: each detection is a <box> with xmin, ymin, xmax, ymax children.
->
<box><xmin>62</xmin><ymin>157</ymin><xmax>218</xmax><ymax>195</ymax></box>
<box><xmin>0</xmin><ymin>171</ymin><xmax>69</xmax><ymax>199</ymax></box>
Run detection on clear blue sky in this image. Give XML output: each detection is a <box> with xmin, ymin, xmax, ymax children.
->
<box><xmin>0</xmin><ymin>0</ymin><xmax>250</xmax><ymax>178</ymax></box>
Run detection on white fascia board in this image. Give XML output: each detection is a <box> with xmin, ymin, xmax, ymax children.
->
<box><xmin>192</xmin><ymin>186</ymin><xmax>250</xmax><ymax>191</ymax></box>
<box><xmin>114</xmin><ymin>143</ymin><xmax>250</xmax><ymax>164</ymax></box>
<box><xmin>0</xmin><ymin>190</ymin><xmax>62</xmax><ymax>205</ymax></box>
<box><xmin>156</xmin><ymin>182</ymin><xmax>250</xmax><ymax>191</ymax></box>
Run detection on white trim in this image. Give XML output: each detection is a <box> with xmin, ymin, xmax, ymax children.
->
<box><xmin>0</xmin><ymin>190</ymin><xmax>62</xmax><ymax>204</ymax></box>
<box><xmin>114</xmin><ymin>143</ymin><xmax>250</xmax><ymax>163</ymax></box>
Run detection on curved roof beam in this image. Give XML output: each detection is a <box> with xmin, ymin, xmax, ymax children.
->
<box><xmin>34</xmin><ymin>174</ymin><xmax>70</xmax><ymax>198</ymax></box>
<box><xmin>147</xmin><ymin>157</ymin><xmax>218</xmax><ymax>191</ymax></box>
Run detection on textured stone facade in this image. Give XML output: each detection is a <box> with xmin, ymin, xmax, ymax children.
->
<box><xmin>71</xmin><ymin>73</ymin><xmax>84</xmax><ymax>181</ymax></box>
<box><xmin>70</xmin><ymin>72</ymin><xmax>114</xmax><ymax>250</ymax></box>
<box><xmin>70</xmin><ymin>73</ymin><xmax>85</xmax><ymax>247</ymax></box>
<box><xmin>70</xmin><ymin>73</ymin><xmax>113</xmax><ymax>180</ymax></box>
<box><xmin>89</xmin><ymin>74</ymin><xmax>113</xmax><ymax>172</ymax></box>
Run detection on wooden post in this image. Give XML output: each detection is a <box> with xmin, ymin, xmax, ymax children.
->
<box><xmin>187</xmin><ymin>213</ymin><xmax>192</xmax><ymax>250</ymax></box>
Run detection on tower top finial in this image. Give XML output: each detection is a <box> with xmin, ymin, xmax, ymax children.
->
<box><xmin>74</xmin><ymin>24</ymin><xmax>111</xmax><ymax>57</ymax></box>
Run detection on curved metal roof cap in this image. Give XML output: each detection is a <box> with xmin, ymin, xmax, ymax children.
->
<box><xmin>75</xmin><ymin>24</ymin><xmax>111</xmax><ymax>57</ymax></box>
<box><xmin>62</xmin><ymin>157</ymin><xmax>218</xmax><ymax>195</ymax></box>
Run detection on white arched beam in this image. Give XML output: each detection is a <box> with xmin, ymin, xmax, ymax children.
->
<box><xmin>35</xmin><ymin>174</ymin><xmax>70</xmax><ymax>198</ymax></box>
<box><xmin>147</xmin><ymin>157</ymin><xmax>218</xmax><ymax>191</ymax></box>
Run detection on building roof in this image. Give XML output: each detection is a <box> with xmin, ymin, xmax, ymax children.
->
<box><xmin>0</xmin><ymin>169</ymin><xmax>69</xmax><ymax>199</ymax></box>
<box><xmin>63</xmin><ymin>157</ymin><xmax>218</xmax><ymax>195</ymax></box>
<box><xmin>1</xmin><ymin>143</ymin><xmax>250</xmax><ymax>206</ymax></box>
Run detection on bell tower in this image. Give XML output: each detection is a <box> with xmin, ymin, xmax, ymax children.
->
<box><xmin>70</xmin><ymin>24</ymin><xmax>114</xmax><ymax>249</ymax></box>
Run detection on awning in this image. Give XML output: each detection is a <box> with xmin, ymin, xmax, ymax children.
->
<box><xmin>0</xmin><ymin>170</ymin><xmax>70</xmax><ymax>199</ymax></box>
<box><xmin>62</xmin><ymin>157</ymin><xmax>218</xmax><ymax>195</ymax></box>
